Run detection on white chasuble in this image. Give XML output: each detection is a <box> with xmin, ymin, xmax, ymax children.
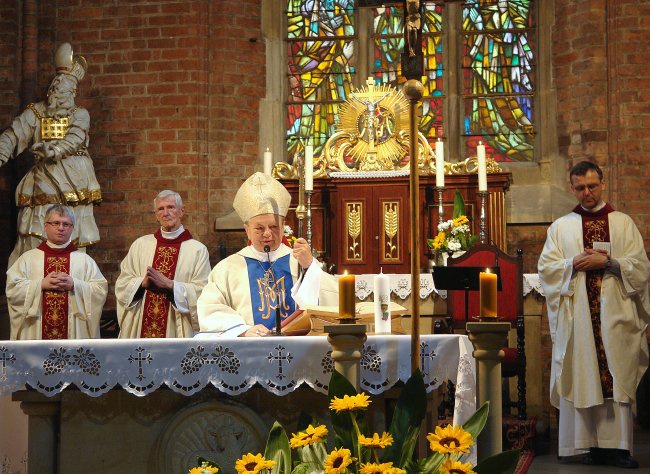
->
<box><xmin>197</xmin><ymin>244</ymin><xmax>338</xmax><ymax>338</ymax></box>
<box><xmin>6</xmin><ymin>245</ymin><xmax>108</xmax><ymax>340</ymax></box>
<box><xmin>115</xmin><ymin>232</ymin><xmax>211</xmax><ymax>338</ymax></box>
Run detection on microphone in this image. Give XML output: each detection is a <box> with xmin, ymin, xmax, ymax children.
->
<box><xmin>264</xmin><ymin>245</ymin><xmax>282</xmax><ymax>336</ymax></box>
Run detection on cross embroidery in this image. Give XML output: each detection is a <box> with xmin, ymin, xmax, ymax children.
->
<box><xmin>419</xmin><ymin>341</ymin><xmax>437</xmax><ymax>378</ymax></box>
<box><xmin>128</xmin><ymin>346</ymin><xmax>152</xmax><ymax>381</ymax></box>
<box><xmin>267</xmin><ymin>345</ymin><xmax>293</xmax><ymax>380</ymax></box>
<box><xmin>0</xmin><ymin>347</ymin><xmax>16</xmax><ymax>382</ymax></box>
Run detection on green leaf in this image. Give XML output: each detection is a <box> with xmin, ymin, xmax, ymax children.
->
<box><xmin>297</xmin><ymin>443</ymin><xmax>327</xmax><ymax>466</ymax></box>
<box><xmin>291</xmin><ymin>462</ymin><xmax>322</xmax><ymax>474</ymax></box>
<box><xmin>382</xmin><ymin>369</ymin><xmax>427</xmax><ymax>467</ymax></box>
<box><xmin>410</xmin><ymin>453</ymin><xmax>445</xmax><ymax>473</ymax></box>
<box><xmin>196</xmin><ymin>457</ymin><xmax>221</xmax><ymax>470</ymax></box>
<box><xmin>264</xmin><ymin>421</ymin><xmax>292</xmax><ymax>474</ymax></box>
<box><xmin>461</xmin><ymin>401</ymin><xmax>489</xmax><ymax>440</ymax></box>
<box><xmin>453</xmin><ymin>190</ymin><xmax>466</xmax><ymax>219</ymax></box>
<box><xmin>475</xmin><ymin>449</ymin><xmax>521</xmax><ymax>474</ymax></box>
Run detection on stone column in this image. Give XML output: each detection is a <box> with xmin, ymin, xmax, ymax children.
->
<box><xmin>14</xmin><ymin>391</ymin><xmax>60</xmax><ymax>474</ymax></box>
<box><xmin>325</xmin><ymin>324</ymin><xmax>367</xmax><ymax>391</ymax></box>
<box><xmin>466</xmin><ymin>321</ymin><xmax>510</xmax><ymax>461</ymax></box>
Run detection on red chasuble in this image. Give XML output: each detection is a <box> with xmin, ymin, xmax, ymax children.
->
<box><xmin>573</xmin><ymin>203</ymin><xmax>615</xmax><ymax>398</ymax></box>
<box><xmin>38</xmin><ymin>241</ymin><xmax>77</xmax><ymax>339</ymax></box>
<box><xmin>140</xmin><ymin>229</ymin><xmax>193</xmax><ymax>338</ymax></box>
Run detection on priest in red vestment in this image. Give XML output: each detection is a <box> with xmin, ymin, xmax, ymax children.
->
<box><xmin>539</xmin><ymin>161</ymin><xmax>650</xmax><ymax>469</ymax></box>
<box><xmin>6</xmin><ymin>204</ymin><xmax>108</xmax><ymax>340</ymax></box>
<box><xmin>115</xmin><ymin>190</ymin><xmax>211</xmax><ymax>338</ymax></box>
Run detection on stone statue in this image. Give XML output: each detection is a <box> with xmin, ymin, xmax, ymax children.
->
<box><xmin>0</xmin><ymin>43</ymin><xmax>101</xmax><ymax>266</ymax></box>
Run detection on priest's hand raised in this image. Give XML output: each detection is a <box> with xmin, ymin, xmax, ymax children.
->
<box><xmin>240</xmin><ymin>324</ymin><xmax>270</xmax><ymax>337</ymax></box>
<box><xmin>292</xmin><ymin>237</ymin><xmax>314</xmax><ymax>268</ymax></box>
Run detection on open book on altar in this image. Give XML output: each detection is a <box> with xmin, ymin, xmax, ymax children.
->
<box><xmin>281</xmin><ymin>302</ymin><xmax>407</xmax><ymax>336</ymax></box>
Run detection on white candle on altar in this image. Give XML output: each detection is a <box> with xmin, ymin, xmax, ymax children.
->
<box><xmin>263</xmin><ymin>148</ymin><xmax>273</xmax><ymax>176</ymax></box>
<box><xmin>305</xmin><ymin>144</ymin><xmax>314</xmax><ymax>191</ymax></box>
<box><xmin>477</xmin><ymin>141</ymin><xmax>487</xmax><ymax>191</ymax></box>
<box><xmin>435</xmin><ymin>138</ymin><xmax>445</xmax><ymax>188</ymax></box>
<box><xmin>374</xmin><ymin>269</ymin><xmax>391</xmax><ymax>334</ymax></box>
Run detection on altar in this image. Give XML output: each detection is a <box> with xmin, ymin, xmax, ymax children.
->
<box><xmin>1</xmin><ymin>334</ymin><xmax>475</xmax><ymax>473</ymax></box>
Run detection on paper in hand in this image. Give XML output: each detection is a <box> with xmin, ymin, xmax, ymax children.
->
<box><xmin>592</xmin><ymin>241</ymin><xmax>611</xmax><ymax>256</ymax></box>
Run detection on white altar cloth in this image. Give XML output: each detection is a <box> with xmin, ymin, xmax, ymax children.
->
<box><xmin>0</xmin><ymin>335</ymin><xmax>475</xmax><ymax>422</ymax></box>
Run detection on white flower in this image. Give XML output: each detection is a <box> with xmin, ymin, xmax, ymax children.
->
<box><xmin>450</xmin><ymin>224</ymin><xmax>470</xmax><ymax>236</ymax></box>
<box><xmin>447</xmin><ymin>240</ymin><xmax>462</xmax><ymax>251</ymax></box>
<box><xmin>284</xmin><ymin>225</ymin><xmax>294</xmax><ymax>237</ymax></box>
<box><xmin>438</xmin><ymin>220</ymin><xmax>453</xmax><ymax>232</ymax></box>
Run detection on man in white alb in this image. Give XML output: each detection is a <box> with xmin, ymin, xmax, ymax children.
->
<box><xmin>538</xmin><ymin>161</ymin><xmax>650</xmax><ymax>469</ymax></box>
<box><xmin>197</xmin><ymin>172</ymin><xmax>336</xmax><ymax>337</ymax></box>
<box><xmin>115</xmin><ymin>190</ymin><xmax>211</xmax><ymax>338</ymax></box>
<box><xmin>6</xmin><ymin>204</ymin><xmax>107</xmax><ymax>339</ymax></box>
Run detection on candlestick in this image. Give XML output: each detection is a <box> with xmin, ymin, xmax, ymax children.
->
<box><xmin>339</xmin><ymin>272</ymin><xmax>356</xmax><ymax>320</ymax></box>
<box><xmin>436</xmin><ymin>187</ymin><xmax>444</xmax><ymax>228</ymax></box>
<box><xmin>305</xmin><ymin>144</ymin><xmax>314</xmax><ymax>191</ymax></box>
<box><xmin>478</xmin><ymin>190</ymin><xmax>488</xmax><ymax>244</ymax></box>
<box><xmin>435</xmin><ymin>139</ymin><xmax>445</xmax><ymax>188</ymax></box>
<box><xmin>479</xmin><ymin>269</ymin><xmax>498</xmax><ymax>318</ymax></box>
<box><xmin>263</xmin><ymin>148</ymin><xmax>272</xmax><ymax>176</ymax></box>
<box><xmin>295</xmin><ymin>153</ymin><xmax>306</xmax><ymax>238</ymax></box>
<box><xmin>477</xmin><ymin>141</ymin><xmax>487</xmax><ymax>192</ymax></box>
<box><xmin>373</xmin><ymin>269</ymin><xmax>391</xmax><ymax>334</ymax></box>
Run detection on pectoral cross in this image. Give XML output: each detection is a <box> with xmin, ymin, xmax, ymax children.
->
<box><xmin>128</xmin><ymin>346</ymin><xmax>152</xmax><ymax>381</ymax></box>
<box><xmin>267</xmin><ymin>345</ymin><xmax>293</xmax><ymax>380</ymax></box>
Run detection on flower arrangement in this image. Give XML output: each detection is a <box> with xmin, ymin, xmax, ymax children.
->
<box><xmin>427</xmin><ymin>190</ymin><xmax>478</xmax><ymax>254</ymax></box>
<box><xmin>189</xmin><ymin>370</ymin><xmax>520</xmax><ymax>474</ymax></box>
<box><xmin>284</xmin><ymin>224</ymin><xmax>297</xmax><ymax>247</ymax></box>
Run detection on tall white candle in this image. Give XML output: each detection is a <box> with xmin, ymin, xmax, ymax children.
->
<box><xmin>374</xmin><ymin>269</ymin><xmax>391</xmax><ymax>334</ymax></box>
<box><xmin>435</xmin><ymin>139</ymin><xmax>445</xmax><ymax>188</ymax></box>
<box><xmin>263</xmin><ymin>148</ymin><xmax>273</xmax><ymax>176</ymax></box>
<box><xmin>305</xmin><ymin>144</ymin><xmax>314</xmax><ymax>191</ymax></box>
<box><xmin>477</xmin><ymin>141</ymin><xmax>487</xmax><ymax>191</ymax></box>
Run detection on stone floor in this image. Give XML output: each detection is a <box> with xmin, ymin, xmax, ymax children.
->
<box><xmin>528</xmin><ymin>425</ymin><xmax>650</xmax><ymax>473</ymax></box>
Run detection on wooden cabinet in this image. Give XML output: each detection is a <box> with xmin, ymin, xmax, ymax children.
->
<box><xmin>281</xmin><ymin>172</ymin><xmax>511</xmax><ymax>274</ymax></box>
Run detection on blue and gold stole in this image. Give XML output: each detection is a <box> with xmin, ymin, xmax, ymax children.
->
<box><xmin>245</xmin><ymin>254</ymin><xmax>295</xmax><ymax>330</ymax></box>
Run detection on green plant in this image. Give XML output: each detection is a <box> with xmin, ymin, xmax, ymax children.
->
<box><xmin>427</xmin><ymin>191</ymin><xmax>478</xmax><ymax>253</ymax></box>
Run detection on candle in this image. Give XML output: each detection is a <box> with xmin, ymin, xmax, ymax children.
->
<box><xmin>479</xmin><ymin>269</ymin><xmax>498</xmax><ymax>318</ymax></box>
<box><xmin>477</xmin><ymin>141</ymin><xmax>487</xmax><ymax>191</ymax></box>
<box><xmin>305</xmin><ymin>144</ymin><xmax>314</xmax><ymax>191</ymax></box>
<box><xmin>373</xmin><ymin>269</ymin><xmax>391</xmax><ymax>334</ymax></box>
<box><xmin>338</xmin><ymin>272</ymin><xmax>356</xmax><ymax>319</ymax></box>
<box><xmin>263</xmin><ymin>148</ymin><xmax>273</xmax><ymax>176</ymax></box>
<box><xmin>435</xmin><ymin>139</ymin><xmax>445</xmax><ymax>188</ymax></box>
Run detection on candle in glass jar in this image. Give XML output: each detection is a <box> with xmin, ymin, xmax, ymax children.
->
<box><xmin>263</xmin><ymin>148</ymin><xmax>273</xmax><ymax>176</ymax></box>
<box><xmin>479</xmin><ymin>269</ymin><xmax>497</xmax><ymax>318</ymax></box>
<box><xmin>477</xmin><ymin>141</ymin><xmax>487</xmax><ymax>191</ymax></box>
<box><xmin>305</xmin><ymin>144</ymin><xmax>314</xmax><ymax>191</ymax></box>
<box><xmin>339</xmin><ymin>272</ymin><xmax>356</xmax><ymax>319</ymax></box>
<box><xmin>435</xmin><ymin>139</ymin><xmax>445</xmax><ymax>188</ymax></box>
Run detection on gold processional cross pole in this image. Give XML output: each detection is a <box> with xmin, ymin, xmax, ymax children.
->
<box><xmin>402</xmin><ymin>0</ymin><xmax>424</xmax><ymax>373</ymax></box>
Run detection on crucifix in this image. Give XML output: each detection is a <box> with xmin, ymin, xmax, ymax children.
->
<box><xmin>128</xmin><ymin>346</ymin><xmax>152</xmax><ymax>382</ymax></box>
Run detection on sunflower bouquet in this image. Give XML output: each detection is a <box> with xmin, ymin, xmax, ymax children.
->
<box><xmin>188</xmin><ymin>371</ymin><xmax>517</xmax><ymax>474</ymax></box>
<box><xmin>284</xmin><ymin>225</ymin><xmax>297</xmax><ymax>247</ymax></box>
<box><xmin>427</xmin><ymin>190</ymin><xmax>478</xmax><ymax>255</ymax></box>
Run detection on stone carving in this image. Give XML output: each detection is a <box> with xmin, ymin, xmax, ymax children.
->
<box><xmin>156</xmin><ymin>400</ymin><xmax>268</xmax><ymax>474</ymax></box>
<box><xmin>0</xmin><ymin>43</ymin><xmax>101</xmax><ymax>265</ymax></box>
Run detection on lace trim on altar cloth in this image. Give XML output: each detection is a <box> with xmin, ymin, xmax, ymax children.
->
<box><xmin>523</xmin><ymin>273</ymin><xmax>544</xmax><ymax>297</ymax></box>
<box><xmin>329</xmin><ymin>170</ymin><xmax>410</xmax><ymax>179</ymax></box>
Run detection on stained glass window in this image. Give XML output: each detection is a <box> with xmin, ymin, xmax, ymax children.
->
<box><xmin>286</xmin><ymin>0</ymin><xmax>535</xmax><ymax>163</ymax></box>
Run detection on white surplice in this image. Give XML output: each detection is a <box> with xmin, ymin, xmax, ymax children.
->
<box><xmin>6</xmin><ymin>244</ymin><xmax>108</xmax><ymax>340</ymax></box>
<box><xmin>197</xmin><ymin>244</ymin><xmax>338</xmax><ymax>337</ymax></box>
<box><xmin>538</xmin><ymin>208</ymin><xmax>650</xmax><ymax>455</ymax></box>
<box><xmin>115</xmin><ymin>230</ymin><xmax>211</xmax><ymax>338</ymax></box>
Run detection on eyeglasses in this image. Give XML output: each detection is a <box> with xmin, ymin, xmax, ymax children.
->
<box><xmin>572</xmin><ymin>183</ymin><xmax>601</xmax><ymax>193</ymax></box>
<box><xmin>46</xmin><ymin>221</ymin><xmax>73</xmax><ymax>229</ymax></box>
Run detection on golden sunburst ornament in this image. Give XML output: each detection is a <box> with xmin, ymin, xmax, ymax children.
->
<box><xmin>330</xmin><ymin>77</ymin><xmax>411</xmax><ymax>172</ymax></box>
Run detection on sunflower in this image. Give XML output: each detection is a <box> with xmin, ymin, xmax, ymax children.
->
<box><xmin>359</xmin><ymin>461</ymin><xmax>399</xmax><ymax>473</ymax></box>
<box><xmin>426</xmin><ymin>424</ymin><xmax>474</xmax><ymax>455</ymax></box>
<box><xmin>440</xmin><ymin>458</ymin><xmax>476</xmax><ymax>474</ymax></box>
<box><xmin>453</xmin><ymin>215</ymin><xmax>469</xmax><ymax>227</ymax></box>
<box><xmin>358</xmin><ymin>432</ymin><xmax>393</xmax><ymax>449</ymax></box>
<box><xmin>234</xmin><ymin>453</ymin><xmax>276</xmax><ymax>474</ymax></box>
<box><xmin>329</xmin><ymin>393</ymin><xmax>372</xmax><ymax>413</ymax></box>
<box><xmin>188</xmin><ymin>465</ymin><xmax>219</xmax><ymax>474</ymax></box>
<box><xmin>324</xmin><ymin>447</ymin><xmax>355</xmax><ymax>474</ymax></box>
<box><xmin>289</xmin><ymin>424</ymin><xmax>329</xmax><ymax>448</ymax></box>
